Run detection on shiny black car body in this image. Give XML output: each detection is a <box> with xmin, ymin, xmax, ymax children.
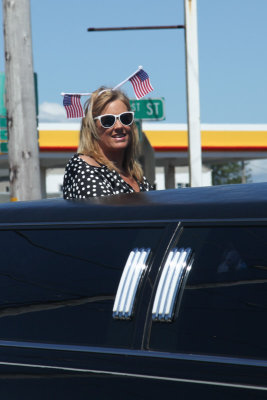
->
<box><xmin>0</xmin><ymin>183</ymin><xmax>266</xmax><ymax>399</ymax></box>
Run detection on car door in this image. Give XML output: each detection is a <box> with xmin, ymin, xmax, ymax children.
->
<box><xmin>0</xmin><ymin>221</ymin><xmax>176</xmax><ymax>399</ymax></box>
<box><xmin>141</xmin><ymin>222</ymin><xmax>267</xmax><ymax>399</ymax></box>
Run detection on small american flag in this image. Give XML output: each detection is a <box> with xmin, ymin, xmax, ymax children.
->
<box><xmin>129</xmin><ymin>69</ymin><xmax>154</xmax><ymax>99</ymax></box>
<box><xmin>63</xmin><ymin>95</ymin><xmax>84</xmax><ymax>118</ymax></box>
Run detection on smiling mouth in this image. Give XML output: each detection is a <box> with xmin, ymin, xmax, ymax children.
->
<box><xmin>112</xmin><ymin>133</ymin><xmax>126</xmax><ymax>138</ymax></box>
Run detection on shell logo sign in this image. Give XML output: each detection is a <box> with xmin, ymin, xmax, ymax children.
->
<box><xmin>38</xmin><ymin>123</ymin><xmax>267</xmax><ymax>153</ymax></box>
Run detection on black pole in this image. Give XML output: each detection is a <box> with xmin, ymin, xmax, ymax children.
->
<box><xmin>87</xmin><ymin>25</ymin><xmax>184</xmax><ymax>32</ymax></box>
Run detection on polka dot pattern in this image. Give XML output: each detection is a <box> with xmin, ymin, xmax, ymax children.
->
<box><xmin>63</xmin><ymin>154</ymin><xmax>154</xmax><ymax>199</ymax></box>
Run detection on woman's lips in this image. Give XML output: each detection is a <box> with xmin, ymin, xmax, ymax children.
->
<box><xmin>112</xmin><ymin>133</ymin><xmax>126</xmax><ymax>138</ymax></box>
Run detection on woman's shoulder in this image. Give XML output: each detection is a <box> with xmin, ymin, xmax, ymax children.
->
<box><xmin>78</xmin><ymin>154</ymin><xmax>101</xmax><ymax>167</ymax></box>
<box><xmin>64</xmin><ymin>153</ymin><xmax>80</xmax><ymax>169</ymax></box>
<box><xmin>66</xmin><ymin>154</ymin><xmax>104</xmax><ymax>168</ymax></box>
<box><xmin>66</xmin><ymin>153</ymin><xmax>82</xmax><ymax>164</ymax></box>
<box><xmin>65</xmin><ymin>154</ymin><xmax>110</xmax><ymax>181</ymax></box>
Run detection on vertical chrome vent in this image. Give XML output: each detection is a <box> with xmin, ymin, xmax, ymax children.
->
<box><xmin>113</xmin><ymin>248</ymin><xmax>150</xmax><ymax>320</ymax></box>
<box><xmin>152</xmin><ymin>248</ymin><xmax>192</xmax><ymax>322</ymax></box>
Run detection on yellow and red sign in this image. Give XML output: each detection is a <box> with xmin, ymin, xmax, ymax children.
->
<box><xmin>38</xmin><ymin>124</ymin><xmax>267</xmax><ymax>152</ymax></box>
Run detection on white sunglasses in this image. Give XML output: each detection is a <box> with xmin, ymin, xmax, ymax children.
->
<box><xmin>94</xmin><ymin>111</ymin><xmax>134</xmax><ymax>128</ymax></box>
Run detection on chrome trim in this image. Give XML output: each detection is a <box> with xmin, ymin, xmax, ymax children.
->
<box><xmin>152</xmin><ymin>247</ymin><xmax>192</xmax><ymax>321</ymax></box>
<box><xmin>1</xmin><ymin>218</ymin><xmax>267</xmax><ymax>230</ymax></box>
<box><xmin>0</xmin><ymin>361</ymin><xmax>266</xmax><ymax>391</ymax></box>
<box><xmin>113</xmin><ymin>248</ymin><xmax>150</xmax><ymax>319</ymax></box>
<box><xmin>0</xmin><ymin>340</ymin><xmax>266</xmax><ymax>368</ymax></box>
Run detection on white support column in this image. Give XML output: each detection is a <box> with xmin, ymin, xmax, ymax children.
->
<box><xmin>184</xmin><ymin>0</ymin><xmax>202</xmax><ymax>187</ymax></box>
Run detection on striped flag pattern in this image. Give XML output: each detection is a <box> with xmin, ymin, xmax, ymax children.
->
<box><xmin>63</xmin><ymin>95</ymin><xmax>84</xmax><ymax>118</ymax></box>
<box><xmin>129</xmin><ymin>69</ymin><xmax>154</xmax><ymax>99</ymax></box>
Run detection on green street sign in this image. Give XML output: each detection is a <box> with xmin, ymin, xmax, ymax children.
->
<box><xmin>0</xmin><ymin>128</ymin><xmax>7</xmax><ymax>140</ymax></box>
<box><xmin>0</xmin><ymin>142</ymin><xmax>8</xmax><ymax>154</ymax></box>
<box><xmin>0</xmin><ymin>116</ymin><xmax>6</xmax><ymax>128</ymax></box>
<box><xmin>130</xmin><ymin>98</ymin><xmax>165</xmax><ymax>120</ymax></box>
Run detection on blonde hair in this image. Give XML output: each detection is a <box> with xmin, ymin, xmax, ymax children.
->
<box><xmin>78</xmin><ymin>87</ymin><xmax>143</xmax><ymax>181</ymax></box>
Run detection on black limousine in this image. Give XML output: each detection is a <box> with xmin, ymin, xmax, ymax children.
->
<box><xmin>0</xmin><ymin>183</ymin><xmax>266</xmax><ymax>399</ymax></box>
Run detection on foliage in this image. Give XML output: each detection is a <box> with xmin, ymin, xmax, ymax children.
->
<box><xmin>211</xmin><ymin>161</ymin><xmax>252</xmax><ymax>186</ymax></box>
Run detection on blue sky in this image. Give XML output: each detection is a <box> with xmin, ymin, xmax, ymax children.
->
<box><xmin>1</xmin><ymin>0</ymin><xmax>267</xmax><ymax>124</ymax></box>
<box><xmin>1</xmin><ymin>0</ymin><xmax>267</xmax><ymax>180</ymax></box>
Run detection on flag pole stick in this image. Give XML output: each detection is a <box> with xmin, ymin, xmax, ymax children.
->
<box><xmin>112</xmin><ymin>65</ymin><xmax>143</xmax><ymax>90</ymax></box>
<box><xmin>61</xmin><ymin>92</ymin><xmax>92</xmax><ymax>96</ymax></box>
<box><xmin>61</xmin><ymin>65</ymin><xmax>145</xmax><ymax>97</ymax></box>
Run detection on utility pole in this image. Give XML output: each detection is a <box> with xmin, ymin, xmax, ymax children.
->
<box><xmin>3</xmin><ymin>0</ymin><xmax>41</xmax><ymax>201</ymax></box>
<box><xmin>184</xmin><ymin>0</ymin><xmax>202</xmax><ymax>187</ymax></box>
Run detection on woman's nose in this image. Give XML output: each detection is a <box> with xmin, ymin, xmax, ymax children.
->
<box><xmin>114</xmin><ymin>116</ymin><xmax>123</xmax><ymax>127</ymax></box>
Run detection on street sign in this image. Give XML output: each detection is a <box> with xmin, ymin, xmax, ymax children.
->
<box><xmin>0</xmin><ymin>129</ymin><xmax>7</xmax><ymax>141</ymax></box>
<box><xmin>0</xmin><ymin>116</ymin><xmax>7</xmax><ymax>129</ymax></box>
<box><xmin>0</xmin><ymin>142</ymin><xmax>8</xmax><ymax>154</ymax></box>
<box><xmin>130</xmin><ymin>98</ymin><xmax>165</xmax><ymax>120</ymax></box>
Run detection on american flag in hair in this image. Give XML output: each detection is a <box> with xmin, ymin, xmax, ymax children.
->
<box><xmin>63</xmin><ymin>95</ymin><xmax>84</xmax><ymax>118</ymax></box>
<box><xmin>129</xmin><ymin>69</ymin><xmax>154</xmax><ymax>99</ymax></box>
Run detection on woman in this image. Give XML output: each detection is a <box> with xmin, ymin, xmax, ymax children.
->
<box><xmin>63</xmin><ymin>87</ymin><xmax>154</xmax><ymax>199</ymax></box>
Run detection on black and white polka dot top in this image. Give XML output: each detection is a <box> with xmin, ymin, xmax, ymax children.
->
<box><xmin>63</xmin><ymin>154</ymin><xmax>154</xmax><ymax>199</ymax></box>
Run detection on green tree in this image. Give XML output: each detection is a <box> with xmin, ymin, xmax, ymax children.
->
<box><xmin>211</xmin><ymin>161</ymin><xmax>252</xmax><ymax>186</ymax></box>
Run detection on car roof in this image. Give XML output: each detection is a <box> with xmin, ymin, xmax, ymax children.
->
<box><xmin>1</xmin><ymin>182</ymin><xmax>267</xmax><ymax>224</ymax></box>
